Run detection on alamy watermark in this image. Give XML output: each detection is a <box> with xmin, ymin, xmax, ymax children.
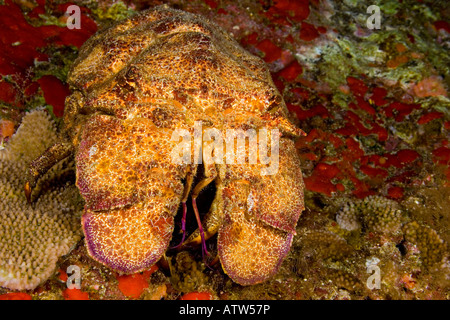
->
<box><xmin>170</xmin><ymin>121</ymin><xmax>280</xmax><ymax>175</ymax></box>
<box><xmin>66</xmin><ymin>265</ymin><xmax>81</xmax><ymax>289</ymax></box>
<box><xmin>66</xmin><ymin>5</ymin><xmax>81</xmax><ymax>30</ymax></box>
<box><xmin>366</xmin><ymin>257</ymin><xmax>381</xmax><ymax>290</ymax></box>
<box><xmin>65</xmin><ymin>4</ymin><xmax>382</xmax><ymax>31</ymax></box>
<box><xmin>367</xmin><ymin>5</ymin><xmax>381</xmax><ymax>29</ymax></box>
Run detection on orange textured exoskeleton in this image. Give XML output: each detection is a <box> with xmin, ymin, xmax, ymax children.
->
<box><xmin>26</xmin><ymin>5</ymin><xmax>305</xmax><ymax>286</ymax></box>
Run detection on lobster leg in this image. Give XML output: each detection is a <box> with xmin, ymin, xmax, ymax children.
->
<box><xmin>190</xmin><ymin>164</ymin><xmax>217</xmax><ymax>258</ymax></box>
<box><xmin>24</xmin><ymin>141</ymin><xmax>73</xmax><ymax>203</ymax></box>
<box><xmin>171</xmin><ymin>165</ymin><xmax>195</xmax><ymax>249</ymax></box>
<box><xmin>176</xmin><ymin>164</ymin><xmax>217</xmax><ymax>255</ymax></box>
<box><xmin>179</xmin><ymin>179</ymin><xmax>223</xmax><ymax>248</ymax></box>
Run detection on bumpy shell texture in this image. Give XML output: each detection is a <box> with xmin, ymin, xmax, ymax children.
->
<box><xmin>65</xmin><ymin>5</ymin><xmax>304</xmax><ymax>284</ymax></box>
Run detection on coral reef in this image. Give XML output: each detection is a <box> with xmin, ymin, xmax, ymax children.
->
<box><xmin>279</xmin><ymin>194</ymin><xmax>449</xmax><ymax>300</ymax></box>
<box><xmin>336</xmin><ymin>196</ymin><xmax>403</xmax><ymax>234</ymax></box>
<box><xmin>403</xmin><ymin>221</ymin><xmax>448</xmax><ymax>270</ymax></box>
<box><xmin>169</xmin><ymin>251</ymin><xmax>211</xmax><ymax>293</ymax></box>
<box><xmin>335</xmin><ymin>201</ymin><xmax>361</xmax><ymax>232</ymax></box>
<box><xmin>0</xmin><ymin>109</ymin><xmax>82</xmax><ymax>290</ymax></box>
<box><xmin>0</xmin><ymin>0</ymin><xmax>448</xmax><ymax>300</ymax></box>
<box><xmin>302</xmin><ymin>230</ymin><xmax>354</xmax><ymax>260</ymax></box>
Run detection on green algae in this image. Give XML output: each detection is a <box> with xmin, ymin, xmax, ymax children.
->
<box><xmin>90</xmin><ymin>1</ymin><xmax>136</xmax><ymax>27</ymax></box>
<box><xmin>309</xmin><ymin>0</ymin><xmax>449</xmax><ymax>119</ymax></box>
<box><xmin>33</xmin><ymin>47</ymin><xmax>79</xmax><ymax>83</ymax></box>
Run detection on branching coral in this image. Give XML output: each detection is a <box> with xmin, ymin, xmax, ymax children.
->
<box><xmin>0</xmin><ymin>109</ymin><xmax>82</xmax><ymax>291</ymax></box>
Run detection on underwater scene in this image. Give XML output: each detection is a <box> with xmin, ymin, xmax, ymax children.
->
<box><xmin>0</xmin><ymin>0</ymin><xmax>448</xmax><ymax>301</ymax></box>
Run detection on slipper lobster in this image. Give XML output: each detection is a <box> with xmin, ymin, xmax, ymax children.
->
<box><xmin>25</xmin><ymin>5</ymin><xmax>305</xmax><ymax>286</ymax></box>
